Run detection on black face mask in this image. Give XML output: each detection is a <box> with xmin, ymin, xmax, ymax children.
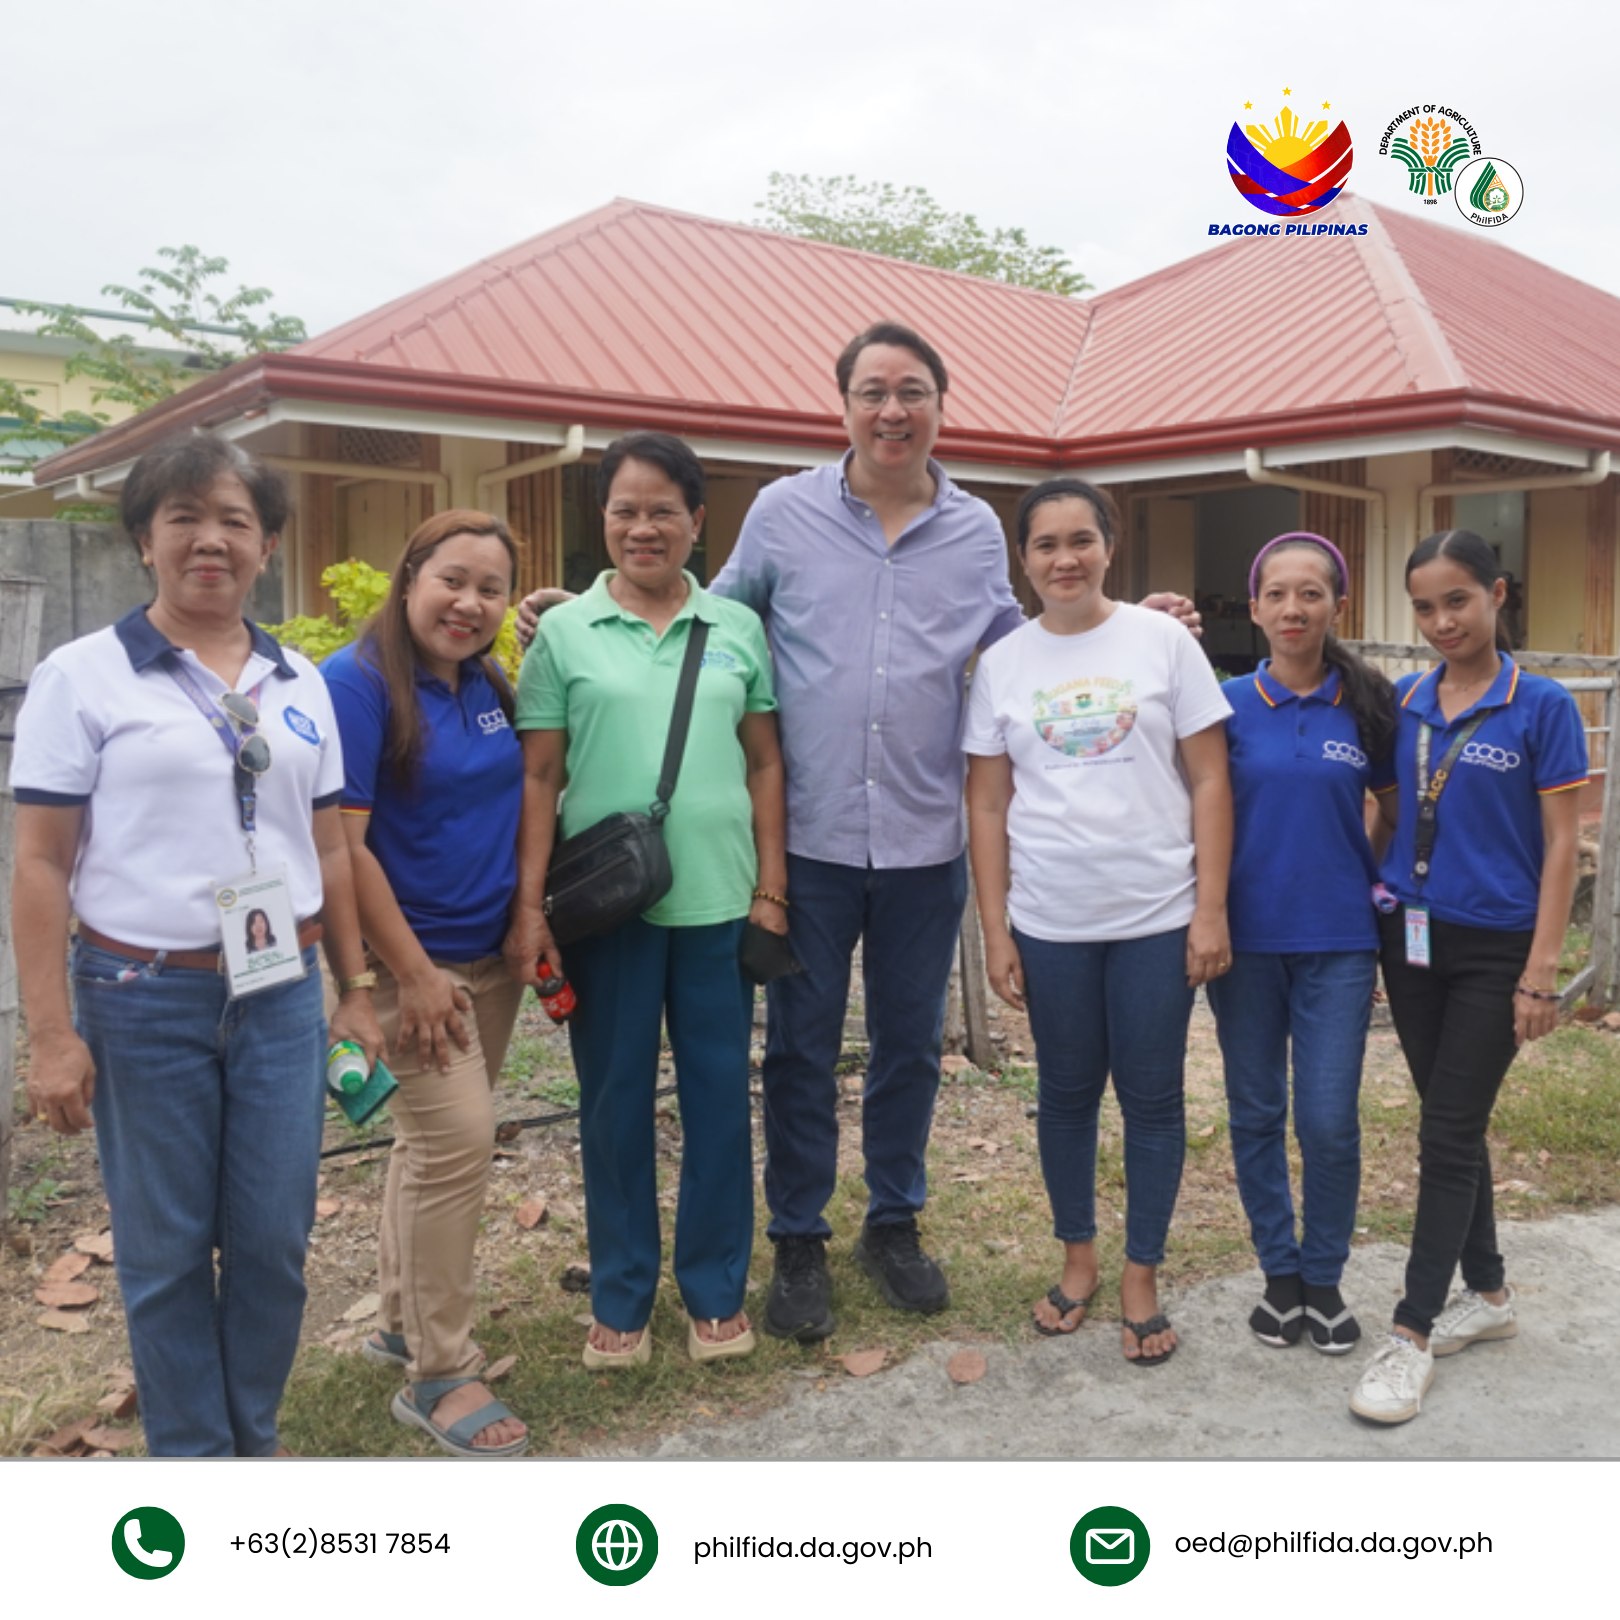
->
<box><xmin>738</xmin><ymin>922</ymin><xmax>804</xmax><ymax>986</ymax></box>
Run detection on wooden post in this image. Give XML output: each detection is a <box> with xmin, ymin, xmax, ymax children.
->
<box><xmin>957</xmin><ymin>867</ymin><xmax>997</xmax><ymax>1070</ymax></box>
<box><xmin>1</xmin><ymin>575</ymin><xmax>47</xmax><ymax>1225</ymax></box>
<box><xmin>1590</xmin><ymin>679</ymin><xmax>1620</xmax><ymax>1009</ymax></box>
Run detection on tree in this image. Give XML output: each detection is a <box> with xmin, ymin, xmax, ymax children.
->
<box><xmin>754</xmin><ymin>174</ymin><xmax>1091</xmax><ymax>296</ymax></box>
<box><xmin>1</xmin><ymin>245</ymin><xmax>307</xmax><ymax>469</ymax></box>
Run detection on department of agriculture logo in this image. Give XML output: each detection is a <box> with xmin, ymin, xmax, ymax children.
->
<box><xmin>1455</xmin><ymin>157</ymin><xmax>1524</xmax><ymax>227</ymax></box>
<box><xmin>576</xmin><ymin>1503</ymin><xmax>658</xmax><ymax>1586</ymax></box>
<box><xmin>111</xmin><ymin>1507</ymin><xmax>185</xmax><ymax>1580</ymax></box>
<box><xmin>1380</xmin><ymin>104</ymin><xmax>1482</xmax><ymax>204</ymax></box>
<box><xmin>1227</xmin><ymin>88</ymin><xmax>1352</xmax><ymax>216</ymax></box>
<box><xmin>1071</xmin><ymin>1505</ymin><xmax>1151</xmax><ymax>1586</ymax></box>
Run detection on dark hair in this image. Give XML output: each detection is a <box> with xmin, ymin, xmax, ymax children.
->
<box><xmin>244</xmin><ymin>908</ymin><xmax>276</xmax><ymax>950</ymax></box>
<box><xmin>120</xmin><ymin>431</ymin><xmax>290</xmax><ymax>559</ymax></box>
<box><xmin>358</xmin><ymin>509</ymin><xmax>518</xmax><ymax>786</ymax></box>
<box><xmin>834</xmin><ymin>321</ymin><xmax>949</xmax><ymax>399</ymax></box>
<box><xmin>596</xmin><ymin>432</ymin><xmax>705</xmax><ymax>514</ymax></box>
<box><xmin>1014</xmin><ymin>477</ymin><xmax>1119</xmax><ymax>553</ymax></box>
<box><xmin>1405</xmin><ymin>529</ymin><xmax>1513</xmax><ymax>653</ymax></box>
<box><xmin>1252</xmin><ymin>536</ymin><xmax>1396</xmax><ymax>764</ymax></box>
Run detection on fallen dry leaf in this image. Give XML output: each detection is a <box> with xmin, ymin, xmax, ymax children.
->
<box><xmin>73</xmin><ymin>1231</ymin><xmax>115</xmax><ymax>1263</ymax></box>
<box><xmin>947</xmin><ymin>1350</ymin><xmax>988</xmax><ymax>1385</ymax></box>
<box><xmin>939</xmin><ymin>1054</ymin><xmax>972</xmax><ymax>1075</ymax></box>
<box><xmin>38</xmin><ymin>1309</ymin><xmax>92</xmax><ymax>1335</ymax></box>
<box><xmin>81</xmin><ymin>1425</ymin><xmax>136</xmax><ymax>1452</ymax></box>
<box><xmin>315</xmin><ymin>1198</ymin><xmax>342</xmax><ymax>1220</ymax></box>
<box><xmin>840</xmin><ymin>1348</ymin><xmax>888</xmax><ymax>1378</ymax></box>
<box><xmin>1380</xmin><ymin>1097</ymin><xmax>1408</xmax><ymax>1110</ymax></box>
<box><xmin>951</xmin><ymin>1171</ymin><xmax>986</xmax><ymax>1184</ymax></box>
<box><xmin>1601</xmin><ymin>1012</ymin><xmax>1620</xmax><ymax>1033</ymax></box>
<box><xmin>103</xmin><ymin>1364</ymin><xmax>135</xmax><ymax>1390</ymax></box>
<box><xmin>1494</xmin><ymin>1179</ymin><xmax>1535</xmax><ymax>1195</ymax></box>
<box><xmin>966</xmin><ymin>1137</ymin><xmax>1001</xmax><ymax>1155</ymax></box>
<box><xmin>1537</xmin><ymin>1148</ymin><xmax>1552</xmax><ymax>1165</ymax></box>
<box><xmin>42</xmin><ymin>1253</ymin><xmax>93</xmax><ymax>1285</ymax></box>
<box><xmin>483</xmin><ymin>1354</ymin><xmax>517</xmax><ymax>1383</ymax></box>
<box><xmin>341</xmin><ymin>1291</ymin><xmax>381</xmax><ymax>1324</ymax></box>
<box><xmin>494</xmin><ymin>1120</ymin><xmax>523</xmax><ymax>1144</ymax></box>
<box><xmin>1194</xmin><ymin>1123</ymin><xmax>1217</xmax><ymax>1139</ymax></box>
<box><xmin>515</xmin><ymin>1197</ymin><xmax>548</xmax><ymax>1230</ymax></box>
<box><xmin>34</xmin><ymin>1281</ymin><xmax>99</xmax><ymax>1309</ymax></box>
<box><xmin>37</xmin><ymin>1418</ymin><xmax>94</xmax><ymax>1455</ymax></box>
<box><xmin>96</xmin><ymin>1388</ymin><xmax>139</xmax><ymax>1419</ymax></box>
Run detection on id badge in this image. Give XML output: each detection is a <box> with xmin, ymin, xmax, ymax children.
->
<box><xmin>214</xmin><ymin>867</ymin><xmax>307</xmax><ymax>998</ymax></box>
<box><xmin>1403</xmin><ymin>904</ymin><xmax>1432</xmax><ymax>969</ymax></box>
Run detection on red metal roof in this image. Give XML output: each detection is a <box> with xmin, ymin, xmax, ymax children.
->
<box><xmin>33</xmin><ymin>194</ymin><xmax>1620</xmax><ymax>487</ymax></box>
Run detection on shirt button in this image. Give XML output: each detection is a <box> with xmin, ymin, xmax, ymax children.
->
<box><xmin>866</xmin><ymin>778</ymin><xmax>875</xmax><ymax>787</ymax></box>
<box><xmin>871</xmin><ymin>722</ymin><xmax>879</xmax><ymax>731</ymax></box>
<box><xmin>879</xmin><ymin>612</ymin><xmax>889</xmax><ymax>621</ymax></box>
<box><xmin>875</xmin><ymin>667</ymin><xmax>884</xmax><ymax>675</ymax></box>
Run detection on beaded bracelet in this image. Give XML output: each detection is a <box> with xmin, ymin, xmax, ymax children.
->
<box><xmin>1514</xmin><ymin>983</ymin><xmax>1560</xmax><ymax>1002</ymax></box>
<box><xmin>752</xmin><ymin>888</ymin><xmax>790</xmax><ymax>909</ymax></box>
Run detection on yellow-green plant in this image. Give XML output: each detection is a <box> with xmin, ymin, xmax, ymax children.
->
<box><xmin>264</xmin><ymin>557</ymin><xmax>521</xmax><ymax>683</ymax></box>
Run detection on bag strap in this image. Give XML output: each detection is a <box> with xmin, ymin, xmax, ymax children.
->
<box><xmin>650</xmin><ymin>618</ymin><xmax>709</xmax><ymax>821</ymax></box>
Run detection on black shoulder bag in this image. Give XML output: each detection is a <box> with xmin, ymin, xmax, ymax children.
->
<box><xmin>542</xmin><ymin>620</ymin><xmax>709</xmax><ymax>945</ymax></box>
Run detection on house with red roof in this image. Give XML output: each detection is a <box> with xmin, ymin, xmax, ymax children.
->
<box><xmin>28</xmin><ymin>192</ymin><xmax>1619</xmax><ymax>667</ymax></box>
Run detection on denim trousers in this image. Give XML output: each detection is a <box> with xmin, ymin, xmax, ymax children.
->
<box><xmin>1015</xmin><ymin>927</ymin><xmax>1192</xmax><ymax>1265</ymax></box>
<box><xmin>762</xmin><ymin>853</ymin><xmax>967</xmax><ymax>1239</ymax></box>
<box><xmin>1378</xmin><ymin>910</ymin><xmax>1531</xmax><ymax>1336</ymax></box>
<box><xmin>73</xmin><ymin>941</ymin><xmax>327</xmax><ymax>1457</ymax></box>
<box><xmin>1207</xmin><ymin>951</ymin><xmax>1375</xmax><ymax>1286</ymax></box>
<box><xmin>564</xmin><ymin>916</ymin><xmax>754</xmax><ymax>1331</ymax></box>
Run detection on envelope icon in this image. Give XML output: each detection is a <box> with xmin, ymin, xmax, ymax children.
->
<box><xmin>1085</xmin><ymin>1527</ymin><xmax>1135</xmax><ymax>1564</ymax></box>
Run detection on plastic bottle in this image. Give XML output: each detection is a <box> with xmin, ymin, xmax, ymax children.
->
<box><xmin>536</xmin><ymin>957</ymin><xmax>577</xmax><ymax>1025</ymax></box>
<box><xmin>325</xmin><ymin>1039</ymin><xmax>369</xmax><ymax>1094</ymax></box>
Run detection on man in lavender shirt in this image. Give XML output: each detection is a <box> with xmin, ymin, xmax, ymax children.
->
<box><xmin>518</xmin><ymin>322</ymin><xmax>1195</xmax><ymax>1342</ymax></box>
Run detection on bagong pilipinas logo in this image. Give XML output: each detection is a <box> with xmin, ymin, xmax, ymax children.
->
<box><xmin>1227</xmin><ymin>89</ymin><xmax>1353</xmax><ymax>216</ymax></box>
<box><xmin>1032</xmin><ymin>677</ymin><xmax>1138</xmax><ymax>761</ymax></box>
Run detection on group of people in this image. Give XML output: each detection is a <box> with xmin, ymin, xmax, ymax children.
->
<box><xmin>11</xmin><ymin>319</ymin><xmax>1586</xmax><ymax>1458</ymax></box>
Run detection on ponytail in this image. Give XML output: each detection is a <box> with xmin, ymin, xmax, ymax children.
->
<box><xmin>1323</xmin><ymin>632</ymin><xmax>1397</xmax><ymax>767</ymax></box>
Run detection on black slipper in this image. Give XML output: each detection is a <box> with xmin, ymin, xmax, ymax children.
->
<box><xmin>1122</xmin><ymin>1312</ymin><xmax>1177</xmax><ymax>1367</ymax></box>
<box><xmin>1033</xmin><ymin>1284</ymin><xmax>1093</xmax><ymax>1337</ymax></box>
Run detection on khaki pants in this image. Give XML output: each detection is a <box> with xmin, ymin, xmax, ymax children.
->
<box><xmin>369</xmin><ymin>957</ymin><xmax>524</xmax><ymax>1381</ymax></box>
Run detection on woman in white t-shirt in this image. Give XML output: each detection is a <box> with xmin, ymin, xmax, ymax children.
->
<box><xmin>965</xmin><ymin>478</ymin><xmax>1232</xmax><ymax>1367</ymax></box>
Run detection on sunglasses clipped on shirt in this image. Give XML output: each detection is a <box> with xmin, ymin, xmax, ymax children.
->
<box><xmin>221</xmin><ymin>689</ymin><xmax>272</xmax><ymax>776</ymax></box>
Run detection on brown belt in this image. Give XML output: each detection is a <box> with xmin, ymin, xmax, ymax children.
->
<box><xmin>78</xmin><ymin>919</ymin><xmax>324</xmax><ymax>973</ymax></box>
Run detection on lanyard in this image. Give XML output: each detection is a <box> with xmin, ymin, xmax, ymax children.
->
<box><xmin>164</xmin><ymin>660</ymin><xmax>268</xmax><ymax>869</ymax></box>
<box><xmin>1410</xmin><ymin>712</ymin><xmax>1489</xmax><ymax>889</ymax></box>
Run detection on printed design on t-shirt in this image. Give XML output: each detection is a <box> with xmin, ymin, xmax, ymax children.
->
<box><xmin>700</xmin><ymin>649</ymin><xmax>740</xmax><ymax>672</ymax></box>
<box><xmin>1031</xmin><ymin>676</ymin><xmax>1137</xmax><ymax>760</ymax></box>
<box><xmin>1322</xmin><ymin>738</ymin><xmax>1368</xmax><ymax>769</ymax></box>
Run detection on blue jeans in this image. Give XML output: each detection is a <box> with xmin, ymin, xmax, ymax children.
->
<box><xmin>1015</xmin><ymin>928</ymin><xmax>1192</xmax><ymax>1265</ymax></box>
<box><xmin>1207</xmin><ymin>951</ymin><xmax>1375</xmax><ymax>1286</ymax></box>
<box><xmin>72</xmin><ymin>941</ymin><xmax>327</xmax><ymax>1457</ymax></box>
<box><xmin>564</xmin><ymin>917</ymin><xmax>754</xmax><ymax>1331</ymax></box>
<box><xmin>763</xmin><ymin>853</ymin><xmax>967</xmax><ymax>1239</ymax></box>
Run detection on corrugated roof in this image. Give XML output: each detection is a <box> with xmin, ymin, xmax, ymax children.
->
<box><xmin>299</xmin><ymin>200</ymin><xmax>1091</xmax><ymax>442</ymax></box>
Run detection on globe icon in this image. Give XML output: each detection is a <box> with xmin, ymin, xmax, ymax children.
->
<box><xmin>592</xmin><ymin>1520</ymin><xmax>643</xmax><ymax>1571</ymax></box>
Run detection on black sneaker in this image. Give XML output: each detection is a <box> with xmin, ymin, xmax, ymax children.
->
<box><xmin>1249</xmin><ymin>1273</ymin><xmax>1305</xmax><ymax>1347</ymax></box>
<box><xmin>1304</xmin><ymin>1282</ymin><xmax>1360</xmax><ymax>1355</ymax></box>
<box><xmin>853</xmin><ymin>1218</ymin><xmax>950</xmax><ymax>1314</ymax></box>
<box><xmin>764</xmin><ymin>1234</ymin><xmax>836</xmax><ymax>1342</ymax></box>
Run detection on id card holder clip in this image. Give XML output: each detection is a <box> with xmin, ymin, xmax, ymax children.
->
<box><xmin>1403</xmin><ymin>904</ymin><xmax>1432</xmax><ymax>969</ymax></box>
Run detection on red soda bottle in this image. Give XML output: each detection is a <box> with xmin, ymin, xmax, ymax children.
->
<box><xmin>536</xmin><ymin>956</ymin><xmax>576</xmax><ymax>1025</ymax></box>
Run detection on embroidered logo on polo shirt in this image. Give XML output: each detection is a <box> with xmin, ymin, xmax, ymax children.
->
<box><xmin>283</xmin><ymin>706</ymin><xmax>321</xmax><ymax>746</ymax></box>
<box><xmin>1461</xmin><ymin>741</ymin><xmax>1522</xmax><ymax>773</ymax></box>
<box><xmin>477</xmin><ymin>708</ymin><xmax>511</xmax><ymax>734</ymax></box>
<box><xmin>1322</xmin><ymin>739</ymin><xmax>1368</xmax><ymax>768</ymax></box>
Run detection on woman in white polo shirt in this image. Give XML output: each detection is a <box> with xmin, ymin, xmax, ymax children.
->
<box><xmin>1350</xmin><ymin>530</ymin><xmax>1587</xmax><ymax>1426</ymax></box>
<box><xmin>10</xmin><ymin>432</ymin><xmax>380</xmax><ymax>1457</ymax></box>
<box><xmin>964</xmin><ymin>477</ymin><xmax>1233</xmax><ymax>1367</ymax></box>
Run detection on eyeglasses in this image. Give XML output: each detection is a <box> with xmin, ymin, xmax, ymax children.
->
<box><xmin>221</xmin><ymin>690</ymin><xmax>272</xmax><ymax>777</ymax></box>
<box><xmin>846</xmin><ymin>386</ymin><xmax>938</xmax><ymax>411</ymax></box>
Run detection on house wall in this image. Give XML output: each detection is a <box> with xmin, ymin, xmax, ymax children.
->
<box><xmin>1526</xmin><ymin>486</ymin><xmax>1587</xmax><ymax>652</ymax></box>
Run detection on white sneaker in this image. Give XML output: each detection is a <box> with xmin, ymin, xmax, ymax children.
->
<box><xmin>1349</xmin><ymin>1333</ymin><xmax>1435</xmax><ymax>1425</ymax></box>
<box><xmin>1430</xmin><ymin>1287</ymin><xmax>1517</xmax><ymax>1358</ymax></box>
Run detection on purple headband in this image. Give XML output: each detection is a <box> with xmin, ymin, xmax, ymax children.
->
<box><xmin>1248</xmin><ymin>531</ymin><xmax>1349</xmax><ymax>599</ymax></box>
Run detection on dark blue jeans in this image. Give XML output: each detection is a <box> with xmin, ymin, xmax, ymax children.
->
<box><xmin>73</xmin><ymin>942</ymin><xmax>327</xmax><ymax>1457</ymax></box>
<box><xmin>565</xmin><ymin>917</ymin><xmax>754</xmax><ymax>1331</ymax></box>
<box><xmin>763</xmin><ymin>853</ymin><xmax>967</xmax><ymax>1239</ymax></box>
<box><xmin>1015</xmin><ymin>927</ymin><xmax>1192</xmax><ymax>1265</ymax></box>
<box><xmin>1208</xmin><ymin>951</ymin><xmax>1375</xmax><ymax>1286</ymax></box>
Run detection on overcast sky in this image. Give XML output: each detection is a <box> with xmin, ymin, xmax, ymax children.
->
<box><xmin>5</xmin><ymin>0</ymin><xmax>1609</xmax><ymax>336</ymax></box>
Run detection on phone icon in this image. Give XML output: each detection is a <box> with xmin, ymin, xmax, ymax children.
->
<box><xmin>111</xmin><ymin>1507</ymin><xmax>185</xmax><ymax>1580</ymax></box>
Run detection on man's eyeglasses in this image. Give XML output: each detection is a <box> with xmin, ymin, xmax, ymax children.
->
<box><xmin>221</xmin><ymin>690</ymin><xmax>272</xmax><ymax>777</ymax></box>
<box><xmin>846</xmin><ymin>385</ymin><xmax>938</xmax><ymax>411</ymax></box>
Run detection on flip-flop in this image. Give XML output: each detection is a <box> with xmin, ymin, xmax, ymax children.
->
<box><xmin>1033</xmin><ymin>1284</ymin><xmax>1093</xmax><ymax>1337</ymax></box>
<box><xmin>1122</xmin><ymin>1313</ymin><xmax>1177</xmax><ymax>1368</ymax></box>
<box><xmin>582</xmin><ymin>1326</ymin><xmax>652</xmax><ymax>1370</ymax></box>
<box><xmin>390</xmin><ymin>1377</ymin><xmax>528</xmax><ymax>1458</ymax></box>
<box><xmin>688</xmin><ymin>1317</ymin><xmax>757</xmax><ymax>1362</ymax></box>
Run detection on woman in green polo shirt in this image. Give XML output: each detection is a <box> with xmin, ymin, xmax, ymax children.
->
<box><xmin>509</xmin><ymin>432</ymin><xmax>787</xmax><ymax>1368</ymax></box>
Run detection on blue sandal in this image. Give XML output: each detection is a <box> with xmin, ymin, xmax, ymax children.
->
<box><xmin>391</xmin><ymin>1377</ymin><xmax>528</xmax><ymax>1458</ymax></box>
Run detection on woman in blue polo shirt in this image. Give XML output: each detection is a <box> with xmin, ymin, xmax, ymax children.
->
<box><xmin>1350</xmin><ymin>530</ymin><xmax>1587</xmax><ymax>1426</ymax></box>
<box><xmin>323</xmin><ymin>509</ymin><xmax>529</xmax><ymax>1458</ymax></box>
<box><xmin>1207</xmin><ymin>533</ymin><xmax>1395</xmax><ymax>1358</ymax></box>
